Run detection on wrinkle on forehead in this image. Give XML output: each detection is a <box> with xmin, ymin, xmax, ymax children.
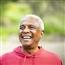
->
<box><xmin>20</xmin><ymin>17</ymin><xmax>40</xmax><ymax>28</ymax></box>
<box><xmin>19</xmin><ymin>15</ymin><xmax>44</xmax><ymax>31</ymax></box>
<box><xmin>22</xmin><ymin>17</ymin><xmax>39</xmax><ymax>23</ymax></box>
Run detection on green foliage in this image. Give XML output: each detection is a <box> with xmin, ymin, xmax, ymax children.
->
<box><xmin>0</xmin><ymin>26</ymin><xmax>18</xmax><ymax>40</ymax></box>
<box><xmin>44</xmin><ymin>14</ymin><xmax>65</xmax><ymax>35</ymax></box>
<box><xmin>0</xmin><ymin>0</ymin><xmax>65</xmax><ymax>41</ymax></box>
<box><xmin>0</xmin><ymin>3</ymin><xmax>31</xmax><ymax>25</ymax></box>
<box><xmin>0</xmin><ymin>3</ymin><xmax>32</xmax><ymax>40</ymax></box>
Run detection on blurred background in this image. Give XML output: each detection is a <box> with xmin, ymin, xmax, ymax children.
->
<box><xmin>0</xmin><ymin>0</ymin><xmax>65</xmax><ymax>65</ymax></box>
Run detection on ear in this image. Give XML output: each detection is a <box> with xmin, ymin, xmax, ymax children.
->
<box><xmin>41</xmin><ymin>31</ymin><xmax>44</xmax><ymax>35</ymax></box>
<box><xmin>40</xmin><ymin>31</ymin><xmax>43</xmax><ymax>39</ymax></box>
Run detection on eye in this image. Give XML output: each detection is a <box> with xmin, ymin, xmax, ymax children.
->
<box><xmin>20</xmin><ymin>25</ymin><xmax>25</xmax><ymax>30</ymax></box>
<box><xmin>28</xmin><ymin>25</ymin><xmax>36</xmax><ymax>30</ymax></box>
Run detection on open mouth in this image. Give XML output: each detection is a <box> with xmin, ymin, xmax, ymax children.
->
<box><xmin>20</xmin><ymin>34</ymin><xmax>33</xmax><ymax>40</ymax></box>
<box><xmin>22</xmin><ymin>35</ymin><xmax>32</xmax><ymax>39</ymax></box>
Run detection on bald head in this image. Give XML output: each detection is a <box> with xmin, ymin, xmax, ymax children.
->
<box><xmin>20</xmin><ymin>14</ymin><xmax>44</xmax><ymax>31</ymax></box>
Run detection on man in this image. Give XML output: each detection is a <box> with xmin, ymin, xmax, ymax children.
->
<box><xmin>0</xmin><ymin>15</ymin><xmax>62</xmax><ymax>65</ymax></box>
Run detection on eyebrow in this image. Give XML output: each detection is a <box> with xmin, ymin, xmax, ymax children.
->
<box><xmin>20</xmin><ymin>24</ymin><xmax>36</xmax><ymax>26</ymax></box>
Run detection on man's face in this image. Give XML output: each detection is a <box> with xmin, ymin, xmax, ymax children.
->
<box><xmin>19</xmin><ymin>18</ymin><xmax>43</xmax><ymax>47</ymax></box>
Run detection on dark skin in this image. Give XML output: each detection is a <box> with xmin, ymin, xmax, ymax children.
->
<box><xmin>19</xmin><ymin>18</ymin><xmax>44</xmax><ymax>54</ymax></box>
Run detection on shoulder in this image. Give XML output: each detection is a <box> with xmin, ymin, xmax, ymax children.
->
<box><xmin>41</xmin><ymin>48</ymin><xmax>60</xmax><ymax>58</ymax></box>
<box><xmin>0</xmin><ymin>47</ymin><xmax>19</xmax><ymax>61</ymax></box>
<box><xmin>0</xmin><ymin>51</ymin><xmax>15</xmax><ymax>60</ymax></box>
<box><xmin>40</xmin><ymin>48</ymin><xmax>63</xmax><ymax>65</ymax></box>
<box><xmin>0</xmin><ymin>52</ymin><xmax>14</xmax><ymax>64</ymax></box>
<box><xmin>0</xmin><ymin>46</ymin><xmax>21</xmax><ymax>59</ymax></box>
<box><xmin>0</xmin><ymin>46</ymin><xmax>22</xmax><ymax>61</ymax></box>
<box><xmin>0</xmin><ymin>46</ymin><xmax>21</xmax><ymax>65</ymax></box>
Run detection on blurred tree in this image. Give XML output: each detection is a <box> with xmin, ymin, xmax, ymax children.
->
<box><xmin>18</xmin><ymin>0</ymin><xmax>65</xmax><ymax>17</ymax></box>
<box><xmin>0</xmin><ymin>0</ymin><xmax>65</xmax><ymax>18</ymax></box>
<box><xmin>0</xmin><ymin>0</ymin><xmax>65</xmax><ymax>36</ymax></box>
<box><xmin>23</xmin><ymin>0</ymin><xmax>44</xmax><ymax>17</ymax></box>
<box><xmin>18</xmin><ymin>0</ymin><xmax>65</xmax><ymax>35</ymax></box>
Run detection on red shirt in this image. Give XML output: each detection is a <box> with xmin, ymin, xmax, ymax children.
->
<box><xmin>0</xmin><ymin>46</ymin><xmax>62</xmax><ymax>65</ymax></box>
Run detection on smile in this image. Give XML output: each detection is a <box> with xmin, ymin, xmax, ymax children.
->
<box><xmin>22</xmin><ymin>36</ymin><xmax>32</xmax><ymax>39</ymax></box>
<box><xmin>20</xmin><ymin>34</ymin><xmax>33</xmax><ymax>40</ymax></box>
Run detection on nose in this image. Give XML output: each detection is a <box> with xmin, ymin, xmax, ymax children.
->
<box><xmin>23</xmin><ymin>26</ymin><xmax>30</xmax><ymax>33</ymax></box>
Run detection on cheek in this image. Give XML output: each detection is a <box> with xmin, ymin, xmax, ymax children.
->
<box><xmin>19</xmin><ymin>33</ymin><xmax>21</xmax><ymax>41</ymax></box>
<box><xmin>33</xmin><ymin>30</ymin><xmax>41</xmax><ymax>39</ymax></box>
<box><xmin>36</xmin><ymin>33</ymin><xmax>41</xmax><ymax>38</ymax></box>
<box><xmin>31</xmin><ymin>30</ymin><xmax>36</xmax><ymax>33</ymax></box>
<box><xmin>19</xmin><ymin>32</ymin><xmax>22</xmax><ymax>37</ymax></box>
<box><xmin>19</xmin><ymin>29</ymin><xmax>23</xmax><ymax>33</ymax></box>
<box><xmin>19</xmin><ymin>32</ymin><xmax>22</xmax><ymax>41</ymax></box>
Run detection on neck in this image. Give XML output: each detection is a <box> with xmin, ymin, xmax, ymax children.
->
<box><xmin>22</xmin><ymin>45</ymin><xmax>39</xmax><ymax>54</ymax></box>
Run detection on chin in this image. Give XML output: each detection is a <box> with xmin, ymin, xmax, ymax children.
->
<box><xmin>22</xmin><ymin>41</ymin><xmax>33</xmax><ymax>46</ymax></box>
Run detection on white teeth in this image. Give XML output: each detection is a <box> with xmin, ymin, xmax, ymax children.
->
<box><xmin>23</xmin><ymin>36</ymin><xmax>31</xmax><ymax>39</ymax></box>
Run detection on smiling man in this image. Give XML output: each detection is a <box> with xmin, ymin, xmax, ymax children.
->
<box><xmin>19</xmin><ymin>15</ymin><xmax>44</xmax><ymax>54</ymax></box>
<box><xmin>0</xmin><ymin>15</ymin><xmax>62</xmax><ymax>65</ymax></box>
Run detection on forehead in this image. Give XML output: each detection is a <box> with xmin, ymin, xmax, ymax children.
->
<box><xmin>20</xmin><ymin>18</ymin><xmax>40</xmax><ymax>27</ymax></box>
